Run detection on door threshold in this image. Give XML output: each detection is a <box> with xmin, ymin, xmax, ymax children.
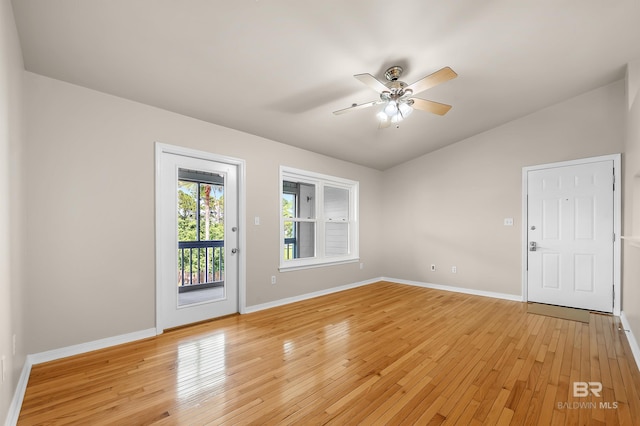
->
<box><xmin>527</xmin><ymin>302</ymin><xmax>590</xmax><ymax>323</ymax></box>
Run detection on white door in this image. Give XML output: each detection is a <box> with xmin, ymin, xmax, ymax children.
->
<box><xmin>527</xmin><ymin>160</ymin><xmax>614</xmax><ymax>312</ymax></box>
<box><xmin>158</xmin><ymin>152</ymin><xmax>239</xmax><ymax>330</ymax></box>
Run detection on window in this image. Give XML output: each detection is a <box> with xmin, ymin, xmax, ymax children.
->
<box><xmin>280</xmin><ymin>166</ymin><xmax>359</xmax><ymax>270</ymax></box>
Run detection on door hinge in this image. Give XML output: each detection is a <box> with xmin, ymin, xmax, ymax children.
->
<box><xmin>613</xmin><ymin>170</ymin><xmax>615</xmax><ymax>191</ymax></box>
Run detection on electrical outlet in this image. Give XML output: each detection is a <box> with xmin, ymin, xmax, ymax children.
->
<box><xmin>451</xmin><ymin>266</ymin><xmax>457</xmax><ymax>273</ymax></box>
<box><xmin>271</xmin><ymin>275</ymin><xmax>277</xmax><ymax>285</ymax></box>
<box><xmin>359</xmin><ymin>263</ymin><xmax>364</xmax><ymax>270</ymax></box>
<box><xmin>431</xmin><ymin>264</ymin><xmax>436</xmax><ymax>272</ymax></box>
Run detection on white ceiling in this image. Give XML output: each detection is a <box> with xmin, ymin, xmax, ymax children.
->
<box><xmin>11</xmin><ymin>0</ymin><xmax>640</xmax><ymax>170</ymax></box>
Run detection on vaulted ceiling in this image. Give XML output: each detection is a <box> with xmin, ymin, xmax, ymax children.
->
<box><xmin>11</xmin><ymin>0</ymin><xmax>640</xmax><ymax>169</ymax></box>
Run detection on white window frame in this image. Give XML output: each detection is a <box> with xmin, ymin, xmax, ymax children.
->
<box><xmin>279</xmin><ymin>166</ymin><xmax>359</xmax><ymax>271</ymax></box>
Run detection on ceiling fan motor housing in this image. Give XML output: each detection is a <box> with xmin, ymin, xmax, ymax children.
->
<box><xmin>384</xmin><ymin>66</ymin><xmax>404</xmax><ymax>81</ymax></box>
<box><xmin>383</xmin><ymin>67</ymin><xmax>409</xmax><ymax>97</ymax></box>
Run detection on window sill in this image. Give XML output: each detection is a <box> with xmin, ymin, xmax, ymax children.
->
<box><xmin>279</xmin><ymin>257</ymin><xmax>360</xmax><ymax>272</ymax></box>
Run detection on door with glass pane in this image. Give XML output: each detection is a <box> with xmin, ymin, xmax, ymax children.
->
<box><xmin>158</xmin><ymin>152</ymin><xmax>238</xmax><ymax>330</ymax></box>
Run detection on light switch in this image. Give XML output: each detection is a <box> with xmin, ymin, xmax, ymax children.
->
<box><xmin>254</xmin><ymin>216</ymin><xmax>260</xmax><ymax>225</ymax></box>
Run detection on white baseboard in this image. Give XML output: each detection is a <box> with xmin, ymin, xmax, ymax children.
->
<box><xmin>5</xmin><ymin>360</ymin><xmax>31</xmax><ymax>426</ymax></box>
<box><xmin>243</xmin><ymin>278</ymin><xmax>380</xmax><ymax>313</ymax></box>
<box><xmin>4</xmin><ymin>328</ymin><xmax>157</xmax><ymax>426</ymax></box>
<box><xmin>27</xmin><ymin>328</ymin><xmax>157</xmax><ymax>365</ymax></box>
<box><xmin>382</xmin><ymin>277</ymin><xmax>524</xmax><ymax>302</ymax></box>
<box><xmin>620</xmin><ymin>311</ymin><xmax>640</xmax><ymax>372</ymax></box>
<box><xmin>4</xmin><ymin>278</ymin><xmax>520</xmax><ymax>425</ymax></box>
<box><xmin>244</xmin><ymin>276</ymin><xmax>523</xmax><ymax>315</ymax></box>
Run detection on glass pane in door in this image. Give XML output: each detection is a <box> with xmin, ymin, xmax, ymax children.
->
<box><xmin>177</xmin><ymin>168</ymin><xmax>226</xmax><ymax>307</ymax></box>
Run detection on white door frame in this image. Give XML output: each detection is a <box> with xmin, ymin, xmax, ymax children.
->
<box><xmin>521</xmin><ymin>154</ymin><xmax>621</xmax><ymax>315</ymax></box>
<box><xmin>155</xmin><ymin>142</ymin><xmax>247</xmax><ymax>334</ymax></box>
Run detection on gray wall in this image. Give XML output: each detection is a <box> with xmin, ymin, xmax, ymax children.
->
<box><xmin>623</xmin><ymin>61</ymin><xmax>640</xmax><ymax>342</ymax></box>
<box><xmin>382</xmin><ymin>81</ymin><xmax>625</xmax><ymax>296</ymax></box>
<box><xmin>23</xmin><ymin>72</ymin><xmax>385</xmax><ymax>354</ymax></box>
<box><xmin>0</xmin><ymin>0</ymin><xmax>25</xmax><ymax>421</ymax></box>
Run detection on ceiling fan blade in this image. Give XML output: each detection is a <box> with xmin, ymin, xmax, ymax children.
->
<box><xmin>406</xmin><ymin>67</ymin><xmax>457</xmax><ymax>95</ymax></box>
<box><xmin>354</xmin><ymin>73</ymin><xmax>389</xmax><ymax>93</ymax></box>
<box><xmin>410</xmin><ymin>98</ymin><xmax>453</xmax><ymax>116</ymax></box>
<box><xmin>333</xmin><ymin>100</ymin><xmax>382</xmax><ymax>115</ymax></box>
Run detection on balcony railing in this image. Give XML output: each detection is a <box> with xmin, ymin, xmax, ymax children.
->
<box><xmin>284</xmin><ymin>237</ymin><xmax>297</xmax><ymax>260</ymax></box>
<box><xmin>178</xmin><ymin>240</ymin><xmax>224</xmax><ymax>291</ymax></box>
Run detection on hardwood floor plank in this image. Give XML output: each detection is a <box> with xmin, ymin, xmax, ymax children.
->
<box><xmin>441</xmin><ymin>383</ymin><xmax>479</xmax><ymax>424</ymax></box>
<box><xmin>17</xmin><ymin>282</ymin><xmax>640</xmax><ymax>425</ymax></box>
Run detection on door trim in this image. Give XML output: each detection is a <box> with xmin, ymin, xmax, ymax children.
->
<box><xmin>521</xmin><ymin>154</ymin><xmax>621</xmax><ymax>315</ymax></box>
<box><xmin>155</xmin><ymin>142</ymin><xmax>246</xmax><ymax>334</ymax></box>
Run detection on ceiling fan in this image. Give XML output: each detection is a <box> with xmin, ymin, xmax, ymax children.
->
<box><xmin>333</xmin><ymin>65</ymin><xmax>457</xmax><ymax>128</ymax></box>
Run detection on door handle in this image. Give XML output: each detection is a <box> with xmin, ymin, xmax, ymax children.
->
<box><xmin>231</xmin><ymin>248</ymin><xmax>238</xmax><ymax>254</ymax></box>
<box><xmin>529</xmin><ymin>241</ymin><xmax>537</xmax><ymax>252</ymax></box>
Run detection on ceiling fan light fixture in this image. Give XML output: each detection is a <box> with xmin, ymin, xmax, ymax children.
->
<box><xmin>376</xmin><ymin>111</ymin><xmax>388</xmax><ymax>122</ymax></box>
<box><xmin>379</xmin><ymin>99</ymin><xmax>413</xmax><ymax>124</ymax></box>
<box><xmin>390</xmin><ymin>113</ymin><xmax>403</xmax><ymax>124</ymax></box>
<box><xmin>398</xmin><ymin>102</ymin><xmax>413</xmax><ymax>118</ymax></box>
<box><xmin>384</xmin><ymin>100</ymin><xmax>398</xmax><ymax>116</ymax></box>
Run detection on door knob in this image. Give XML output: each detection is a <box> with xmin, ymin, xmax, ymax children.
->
<box><xmin>231</xmin><ymin>248</ymin><xmax>238</xmax><ymax>254</ymax></box>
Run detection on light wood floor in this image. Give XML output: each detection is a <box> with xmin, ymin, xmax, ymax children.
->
<box><xmin>18</xmin><ymin>282</ymin><xmax>640</xmax><ymax>425</ymax></box>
